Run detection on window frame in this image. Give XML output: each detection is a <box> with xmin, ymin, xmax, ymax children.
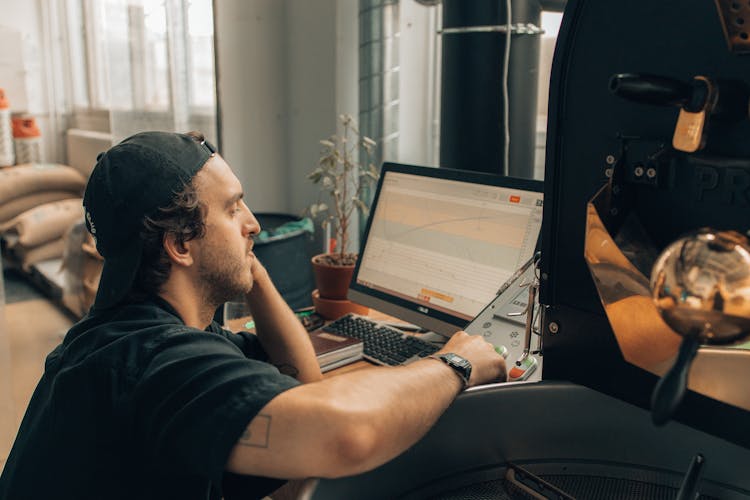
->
<box><xmin>60</xmin><ymin>0</ymin><xmax>216</xmax><ymax>134</ymax></box>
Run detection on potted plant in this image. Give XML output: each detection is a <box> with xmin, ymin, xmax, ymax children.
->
<box><xmin>307</xmin><ymin>114</ymin><xmax>379</xmax><ymax>317</ymax></box>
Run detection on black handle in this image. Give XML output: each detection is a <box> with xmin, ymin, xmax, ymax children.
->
<box><xmin>651</xmin><ymin>336</ymin><xmax>700</xmax><ymax>426</ymax></box>
<box><xmin>609</xmin><ymin>73</ymin><xmax>693</xmax><ymax>108</ymax></box>
<box><xmin>675</xmin><ymin>453</ymin><xmax>705</xmax><ymax>500</ymax></box>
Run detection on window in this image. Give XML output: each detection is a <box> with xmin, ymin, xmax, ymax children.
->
<box><xmin>58</xmin><ymin>0</ymin><xmax>216</xmax><ymax>140</ymax></box>
<box><xmin>364</xmin><ymin>2</ymin><xmax>564</xmax><ymax>179</ymax></box>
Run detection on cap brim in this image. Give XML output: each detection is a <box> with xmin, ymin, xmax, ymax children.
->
<box><xmin>92</xmin><ymin>238</ymin><xmax>143</xmax><ymax>310</ymax></box>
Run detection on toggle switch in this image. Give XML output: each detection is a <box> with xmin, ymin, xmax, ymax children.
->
<box><xmin>508</xmin><ymin>355</ymin><xmax>537</xmax><ymax>382</ymax></box>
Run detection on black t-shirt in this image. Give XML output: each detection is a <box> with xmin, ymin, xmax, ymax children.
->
<box><xmin>0</xmin><ymin>297</ymin><xmax>300</xmax><ymax>500</ymax></box>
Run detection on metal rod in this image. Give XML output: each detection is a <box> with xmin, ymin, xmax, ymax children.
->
<box><xmin>495</xmin><ymin>252</ymin><xmax>540</xmax><ymax>296</ymax></box>
<box><xmin>440</xmin><ymin>23</ymin><xmax>544</xmax><ymax>35</ymax></box>
<box><xmin>521</xmin><ymin>280</ymin><xmax>538</xmax><ymax>360</ymax></box>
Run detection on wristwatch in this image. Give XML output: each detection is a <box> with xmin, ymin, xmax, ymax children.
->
<box><xmin>429</xmin><ymin>352</ymin><xmax>472</xmax><ymax>389</ymax></box>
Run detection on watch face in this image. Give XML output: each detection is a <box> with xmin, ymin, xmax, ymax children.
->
<box><xmin>446</xmin><ymin>353</ymin><xmax>469</xmax><ymax>369</ymax></box>
<box><xmin>434</xmin><ymin>353</ymin><xmax>472</xmax><ymax>387</ymax></box>
<box><xmin>445</xmin><ymin>352</ymin><xmax>471</xmax><ymax>371</ymax></box>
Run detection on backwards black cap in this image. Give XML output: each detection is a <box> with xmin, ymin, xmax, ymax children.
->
<box><xmin>83</xmin><ymin>131</ymin><xmax>216</xmax><ymax>310</ymax></box>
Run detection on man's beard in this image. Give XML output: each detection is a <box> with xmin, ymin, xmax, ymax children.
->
<box><xmin>197</xmin><ymin>245</ymin><xmax>253</xmax><ymax>308</ymax></box>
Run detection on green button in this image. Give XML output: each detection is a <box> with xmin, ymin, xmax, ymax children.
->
<box><xmin>494</xmin><ymin>345</ymin><xmax>509</xmax><ymax>358</ymax></box>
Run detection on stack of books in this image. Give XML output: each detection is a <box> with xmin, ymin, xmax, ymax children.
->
<box><xmin>309</xmin><ymin>329</ymin><xmax>364</xmax><ymax>372</ymax></box>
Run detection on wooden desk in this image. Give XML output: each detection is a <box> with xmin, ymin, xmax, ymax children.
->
<box><xmin>224</xmin><ymin>309</ymin><xmax>399</xmax><ymax>377</ymax></box>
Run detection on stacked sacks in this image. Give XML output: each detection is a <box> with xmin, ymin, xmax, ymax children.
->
<box><xmin>61</xmin><ymin>221</ymin><xmax>103</xmax><ymax>317</ymax></box>
<box><xmin>0</xmin><ymin>198</ymin><xmax>84</xmax><ymax>270</ymax></box>
<box><xmin>0</xmin><ymin>163</ymin><xmax>86</xmax><ymax>226</ymax></box>
<box><xmin>0</xmin><ymin>164</ymin><xmax>87</xmax><ymax>272</ymax></box>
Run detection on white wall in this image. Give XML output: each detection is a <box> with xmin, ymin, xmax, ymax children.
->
<box><xmin>0</xmin><ymin>3</ymin><xmax>43</xmax><ymax>114</ymax></box>
<box><xmin>0</xmin><ymin>1</ymin><xmax>60</xmax><ymax>164</ymax></box>
<box><xmin>214</xmin><ymin>1</ymin><xmax>289</xmax><ymax>212</ymax></box>
<box><xmin>285</xmin><ymin>0</ymin><xmax>338</xmax><ymax>216</ymax></box>
<box><xmin>214</xmin><ymin>0</ymin><xmax>358</xmax><ymax>217</ymax></box>
<box><xmin>398</xmin><ymin>0</ymin><xmax>440</xmax><ymax>167</ymax></box>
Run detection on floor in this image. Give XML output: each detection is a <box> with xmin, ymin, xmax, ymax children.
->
<box><xmin>0</xmin><ymin>265</ymin><xmax>72</xmax><ymax>473</ymax></box>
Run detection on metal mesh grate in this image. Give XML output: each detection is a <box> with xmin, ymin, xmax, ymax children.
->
<box><xmin>428</xmin><ymin>478</ymin><xmax>514</xmax><ymax>500</ymax></box>
<box><xmin>539</xmin><ymin>474</ymin><xmax>719</xmax><ymax>500</ymax></box>
<box><xmin>715</xmin><ymin>0</ymin><xmax>750</xmax><ymax>53</ymax></box>
<box><xmin>420</xmin><ymin>475</ymin><xmax>720</xmax><ymax>500</ymax></box>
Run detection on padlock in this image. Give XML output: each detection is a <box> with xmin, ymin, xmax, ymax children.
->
<box><xmin>672</xmin><ymin>76</ymin><xmax>716</xmax><ymax>153</ymax></box>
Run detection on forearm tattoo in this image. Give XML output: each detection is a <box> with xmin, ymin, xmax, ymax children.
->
<box><xmin>239</xmin><ymin>414</ymin><xmax>271</xmax><ymax>448</ymax></box>
<box><xmin>275</xmin><ymin>363</ymin><xmax>299</xmax><ymax>378</ymax></box>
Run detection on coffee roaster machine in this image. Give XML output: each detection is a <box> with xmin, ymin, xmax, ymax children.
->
<box><xmin>310</xmin><ymin>1</ymin><xmax>750</xmax><ymax>498</ymax></box>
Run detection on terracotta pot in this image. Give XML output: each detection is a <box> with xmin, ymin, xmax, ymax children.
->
<box><xmin>312</xmin><ymin>289</ymin><xmax>369</xmax><ymax>320</ymax></box>
<box><xmin>311</xmin><ymin>253</ymin><xmax>356</xmax><ymax>300</ymax></box>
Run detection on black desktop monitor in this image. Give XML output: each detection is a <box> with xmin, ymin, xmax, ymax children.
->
<box><xmin>349</xmin><ymin>163</ymin><xmax>544</xmax><ymax>337</ymax></box>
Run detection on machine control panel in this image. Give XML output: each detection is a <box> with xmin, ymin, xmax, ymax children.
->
<box><xmin>464</xmin><ymin>263</ymin><xmax>542</xmax><ymax>384</ymax></box>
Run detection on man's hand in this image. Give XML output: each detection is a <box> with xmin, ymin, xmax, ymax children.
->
<box><xmin>249</xmin><ymin>254</ymin><xmax>270</xmax><ymax>287</ymax></box>
<box><xmin>244</xmin><ymin>256</ymin><xmax>323</xmax><ymax>383</ymax></box>
<box><xmin>438</xmin><ymin>331</ymin><xmax>507</xmax><ymax>387</ymax></box>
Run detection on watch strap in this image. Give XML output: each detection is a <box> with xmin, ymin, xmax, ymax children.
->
<box><xmin>428</xmin><ymin>353</ymin><xmax>471</xmax><ymax>389</ymax></box>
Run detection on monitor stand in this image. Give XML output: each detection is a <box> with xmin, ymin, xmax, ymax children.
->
<box><xmin>374</xmin><ymin>318</ymin><xmax>450</xmax><ymax>345</ymax></box>
<box><xmin>413</xmin><ymin>331</ymin><xmax>449</xmax><ymax>345</ymax></box>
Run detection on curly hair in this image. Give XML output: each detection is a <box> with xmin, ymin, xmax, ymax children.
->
<box><xmin>126</xmin><ymin>131</ymin><xmax>209</xmax><ymax>301</ymax></box>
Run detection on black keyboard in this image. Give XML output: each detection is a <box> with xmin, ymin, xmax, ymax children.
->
<box><xmin>323</xmin><ymin>314</ymin><xmax>440</xmax><ymax>366</ymax></box>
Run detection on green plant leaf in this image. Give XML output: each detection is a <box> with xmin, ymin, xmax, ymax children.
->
<box><xmin>309</xmin><ymin>203</ymin><xmax>328</xmax><ymax>218</ymax></box>
<box><xmin>353</xmin><ymin>198</ymin><xmax>368</xmax><ymax>213</ymax></box>
<box><xmin>307</xmin><ymin>111</ymin><xmax>379</xmax><ymax>253</ymax></box>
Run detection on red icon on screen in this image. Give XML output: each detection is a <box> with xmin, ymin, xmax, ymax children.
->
<box><xmin>509</xmin><ymin>195</ymin><xmax>521</xmax><ymax>203</ymax></box>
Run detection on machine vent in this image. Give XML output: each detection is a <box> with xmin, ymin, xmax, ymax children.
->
<box><xmin>427</xmin><ymin>475</ymin><xmax>719</xmax><ymax>500</ymax></box>
<box><xmin>715</xmin><ymin>0</ymin><xmax>750</xmax><ymax>53</ymax></box>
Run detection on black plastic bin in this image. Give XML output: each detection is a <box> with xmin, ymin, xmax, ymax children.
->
<box><xmin>251</xmin><ymin>213</ymin><xmax>315</xmax><ymax>310</ymax></box>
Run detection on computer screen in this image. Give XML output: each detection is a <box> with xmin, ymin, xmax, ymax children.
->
<box><xmin>349</xmin><ymin>163</ymin><xmax>544</xmax><ymax>337</ymax></box>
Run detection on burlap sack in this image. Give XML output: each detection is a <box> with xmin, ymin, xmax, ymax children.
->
<box><xmin>0</xmin><ymin>163</ymin><xmax>86</xmax><ymax>203</ymax></box>
<box><xmin>0</xmin><ymin>198</ymin><xmax>83</xmax><ymax>248</ymax></box>
<box><xmin>14</xmin><ymin>237</ymin><xmax>67</xmax><ymax>271</ymax></box>
<box><xmin>0</xmin><ymin>192</ymin><xmax>82</xmax><ymax>225</ymax></box>
<box><xmin>62</xmin><ymin>222</ymin><xmax>103</xmax><ymax>317</ymax></box>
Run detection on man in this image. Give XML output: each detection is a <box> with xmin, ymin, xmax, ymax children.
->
<box><xmin>0</xmin><ymin>131</ymin><xmax>507</xmax><ymax>499</ymax></box>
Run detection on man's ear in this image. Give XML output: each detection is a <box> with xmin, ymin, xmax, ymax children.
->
<box><xmin>163</xmin><ymin>233</ymin><xmax>195</xmax><ymax>267</ymax></box>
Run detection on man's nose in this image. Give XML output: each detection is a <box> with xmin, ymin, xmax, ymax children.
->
<box><xmin>243</xmin><ymin>205</ymin><xmax>260</xmax><ymax>237</ymax></box>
